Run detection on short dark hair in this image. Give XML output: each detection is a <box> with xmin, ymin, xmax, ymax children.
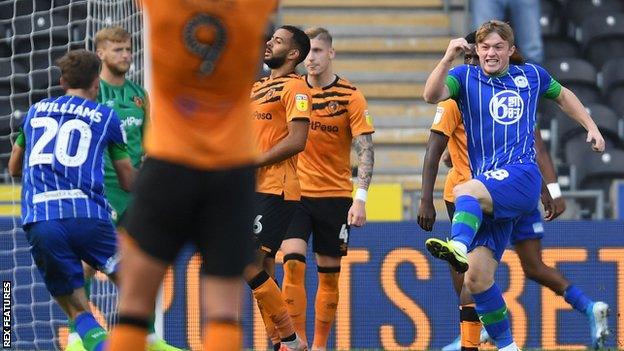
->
<box><xmin>280</xmin><ymin>25</ymin><xmax>310</xmax><ymax>64</ymax></box>
<box><xmin>56</xmin><ymin>49</ymin><xmax>101</xmax><ymax>89</ymax></box>
<box><xmin>464</xmin><ymin>31</ymin><xmax>476</xmax><ymax>44</ymax></box>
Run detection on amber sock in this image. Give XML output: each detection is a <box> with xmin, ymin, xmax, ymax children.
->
<box><xmin>460</xmin><ymin>304</ymin><xmax>481</xmax><ymax>350</ymax></box>
<box><xmin>249</xmin><ymin>270</ymin><xmax>296</xmax><ymax>340</ymax></box>
<box><xmin>202</xmin><ymin>320</ymin><xmax>242</xmax><ymax>351</ymax></box>
<box><xmin>107</xmin><ymin>316</ymin><xmax>148</xmax><ymax>351</ymax></box>
<box><xmin>312</xmin><ymin>266</ymin><xmax>340</xmax><ymax>350</ymax></box>
<box><xmin>283</xmin><ymin>254</ymin><xmax>308</xmax><ymax>343</ymax></box>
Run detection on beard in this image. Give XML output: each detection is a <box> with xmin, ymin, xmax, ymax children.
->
<box><xmin>106</xmin><ymin>62</ymin><xmax>130</xmax><ymax>76</ymax></box>
<box><xmin>264</xmin><ymin>54</ymin><xmax>287</xmax><ymax>69</ymax></box>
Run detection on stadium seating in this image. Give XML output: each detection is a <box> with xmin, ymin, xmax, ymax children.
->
<box><xmin>579</xmin><ymin>13</ymin><xmax>624</xmax><ymax>68</ymax></box>
<box><xmin>565</xmin><ymin>0</ymin><xmax>624</xmax><ymax>29</ymax></box>
<box><xmin>601</xmin><ymin>58</ymin><xmax>624</xmax><ymax>116</ymax></box>
<box><xmin>543</xmin><ymin>37</ymin><xmax>581</xmax><ymax>60</ymax></box>
<box><xmin>540</xmin><ymin>0</ymin><xmax>564</xmax><ymax>38</ymax></box>
<box><xmin>543</xmin><ymin>57</ymin><xmax>601</xmax><ymax>103</ymax></box>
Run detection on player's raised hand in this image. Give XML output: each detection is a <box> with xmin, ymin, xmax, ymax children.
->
<box><xmin>443</xmin><ymin>38</ymin><xmax>471</xmax><ymax>63</ymax></box>
<box><xmin>347</xmin><ymin>200</ymin><xmax>366</xmax><ymax>227</ymax></box>
<box><xmin>586</xmin><ymin>128</ymin><xmax>605</xmax><ymax>152</ymax></box>
<box><xmin>417</xmin><ymin>198</ymin><xmax>436</xmax><ymax>231</ymax></box>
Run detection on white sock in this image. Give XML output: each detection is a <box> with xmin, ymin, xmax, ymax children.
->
<box><xmin>452</xmin><ymin>241</ymin><xmax>468</xmax><ymax>255</ymax></box>
<box><xmin>68</xmin><ymin>332</ymin><xmax>81</xmax><ymax>344</ymax></box>
<box><xmin>499</xmin><ymin>341</ymin><xmax>519</xmax><ymax>351</ymax></box>
<box><xmin>146</xmin><ymin>332</ymin><xmax>159</xmax><ymax>344</ymax></box>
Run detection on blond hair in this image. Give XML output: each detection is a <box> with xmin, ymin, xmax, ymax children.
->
<box><xmin>94</xmin><ymin>26</ymin><xmax>131</xmax><ymax>49</ymax></box>
<box><xmin>305</xmin><ymin>27</ymin><xmax>332</xmax><ymax>45</ymax></box>
<box><xmin>476</xmin><ymin>20</ymin><xmax>515</xmax><ymax>47</ymax></box>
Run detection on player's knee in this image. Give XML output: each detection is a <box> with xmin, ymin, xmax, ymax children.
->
<box><xmin>280</xmin><ymin>238</ymin><xmax>307</xmax><ymax>256</ymax></box>
<box><xmin>464</xmin><ymin>270</ymin><xmax>492</xmax><ymax>295</ymax></box>
<box><xmin>316</xmin><ymin>254</ymin><xmax>341</xmax><ymax>268</ymax></box>
<box><xmin>453</xmin><ymin>181</ymin><xmax>478</xmax><ymax>199</ymax></box>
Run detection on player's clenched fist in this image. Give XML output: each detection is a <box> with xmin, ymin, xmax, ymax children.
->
<box><xmin>586</xmin><ymin>128</ymin><xmax>605</xmax><ymax>153</ymax></box>
<box><xmin>443</xmin><ymin>38</ymin><xmax>472</xmax><ymax>63</ymax></box>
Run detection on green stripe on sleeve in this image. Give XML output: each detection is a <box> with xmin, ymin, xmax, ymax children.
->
<box><xmin>478</xmin><ymin>306</ymin><xmax>508</xmax><ymax>326</ymax></box>
<box><xmin>446</xmin><ymin>75</ymin><xmax>460</xmax><ymax>99</ymax></box>
<box><xmin>15</xmin><ymin>129</ymin><xmax>25</xmax><ymax>147</ymax></box>
<box><xmin>543</xmin><ymin>78</ymin><xmax>562</xmax><ymax>99</ymax></box>
<box><xmin>452</xmin><ymin>211</ymin><xmax>481</xmax><ymax>232</ymax></box>
<box><xmin>108</xmin><ymin>143</ymin><xmax>129</xmax><ymax>161</ymax></box>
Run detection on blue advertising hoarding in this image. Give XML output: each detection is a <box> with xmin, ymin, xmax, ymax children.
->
<box><xmin>2</xmin><ymin>219</ymin><xmax>623</xmax><ymax>350</ymax></box>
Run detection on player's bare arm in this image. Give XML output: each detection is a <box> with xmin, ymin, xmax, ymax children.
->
<box><xmin>349</xmin><ymin>133</ymin><xmax>374</xmax><ymax>227</ymax></box>
<box><xmin>256</xmin><ymin>120</ymin><xmax>309</xmax><ymax>167</ymax></box>
<box><xmin>553</xmin><ymin>86</ymin><xmax>605</xmax><ymax>152</ymax></box>
<box><xmin>423</xmin><ymin>38</ymin><xmax>470</xmax><ymax>104</ymax></box>
<box><xmin>8</xmin><ymin>143</ymin><xmax>24</xmax><ymax>177</ymax></box>
<box><xmin>112</xmin><ymin>158</ymin><xmax>135</xmax><ymax>192</ymax></box>
<box><xmin>534</xmin><ymin>128</ymin><xmax>566</xmax><ymax>220</ymax></box>
<box><xmin>417</xmin><ymin>131</ymin><xmax>449</xmax><ymax>231</ymax></box>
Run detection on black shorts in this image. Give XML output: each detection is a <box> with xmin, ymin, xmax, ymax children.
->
<box><xmin>254</xmin><ymin>193</ymin><xmax>297</xmax><ymax>257</ymax></box>
<box><xmin>285</xmin><ymin>196</ymin><xmax>352</xmax><ymax>257</ymax></box>
<box><xmin>123</xmin><ymin>158</ymin><xmax>255</xmax><ymax>277</ymax></box>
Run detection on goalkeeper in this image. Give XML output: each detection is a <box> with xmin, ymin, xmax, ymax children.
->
<box><xmin>65</xmin><ymin>27</ymin><xmax>184</xmax><ymax>351</ymax></box>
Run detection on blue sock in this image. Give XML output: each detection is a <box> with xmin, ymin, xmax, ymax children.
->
<box><xmin>74</xmin><ymin>312</ymin><xmax>107</xmax><ymax>351</ymax></box>
<box><xmin>472</xmin><ymin>283</ymin><xmax>514</xmax><ymax>349</ymax></box>
<box><xmin>451</xmin><ymin>195</ymin><xmax>483</xmax><ymax>247</ymax></box>
<box><xmin>564</xmin><ymin>285</ymin><xmax>593</xmax><ymax>314</ymax></box>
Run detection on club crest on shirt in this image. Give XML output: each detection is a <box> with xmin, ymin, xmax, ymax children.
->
<box><xmin>133</xmin><ymin>96</ymin><xmax>144</xmax><ymax>108</ymax></box>
<box><xmin>328</xmin><ymin>100</ymin><xmax>339</xmax><ymax>112</ymax></box>
<box><xmin>105</xmin><ymin>100</ymin><xmax>115</xmax><ymax>107</ymax></box>
<box><xmin>489</xmin><ymin>90</ymin><xmax>524</xmax><ymax>125</ymax></box>
<box><xmin>295</xmin><ymin>94</ymin><xmax>309</xmax><ymax>112</ymax></box>
<box><xmin>265</xmin><ymin>88</ymin><xmax>276</xmax><ymax>101</ymax></box>
<box><xmin>513</xmin><ymin>76</ymin><xmax>529</xmax><ymax>88</ymax></box>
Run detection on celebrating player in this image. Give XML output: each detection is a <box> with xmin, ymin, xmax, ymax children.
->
<box><xmin>247</xmin><ymin>25</ymin><xmax>311</xmax><ymax>351</ymax></box>
<box><xmin>8</xmin><ymin>49</ymin><xmax>134</xmax><ymax>351</ymax></box>
<box><xmin>280</xmin><ymin>27</ymin><xmax>375</xmax><ymax>350</ymax></box>
<box><xmin>422</xmin><ymin>20</ymin><xmax>605</xmax><ymax>350</ymax></box>
<box><xmin>418</xmin><ymin>33</ymin><xmax>609</xmax><ymax>350</ymax></box>
<box><xmin>107</xmin><ymin>1</ymin><xmax>277</xmax><ymax>351</ymax></box>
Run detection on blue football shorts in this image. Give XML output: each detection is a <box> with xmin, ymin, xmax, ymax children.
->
<box><xmin>24</xmin><ymin>218</ymin><xmax>118</xmax><ymax>297</ymax></box>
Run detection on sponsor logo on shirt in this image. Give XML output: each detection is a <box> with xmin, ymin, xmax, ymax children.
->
<box><xmin>489</xmin><ymin>90</ymin><xmax>524</xmax><ymax>125</ymax></box>
<box><xmin>121</xmin><ymin>116</ymin><xmax>144</xmax><ymax>128</ymax></box>
<box><xmin>253</xmin><ymin>111</ymin><xmax>272</xmax><ymax>120</ymax></box>
<box><xmin>310</xmin><ymin>121</ymin><xmax>339</xmax><ymax>133</ymax></box>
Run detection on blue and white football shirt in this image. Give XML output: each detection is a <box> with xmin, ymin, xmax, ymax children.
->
<box><xmin>446</xmin><ymin>63</ymin><xmax>561</xmax><ymax>176</ymax></box>
<box><xmin>20</xmin><ymin>95</ymin><xmax>127</xmax><ymax>224</ymax></box>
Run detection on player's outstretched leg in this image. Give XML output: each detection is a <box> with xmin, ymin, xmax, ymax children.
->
<box><xmin>426</xmin><ymin>191</ymin><xmax>484</xmax><ymax>273</ymax></box>
<box><xmin>425</xmin><ymin>238</ymin><xmax>469</xmax><ymax>273</ymax></box>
